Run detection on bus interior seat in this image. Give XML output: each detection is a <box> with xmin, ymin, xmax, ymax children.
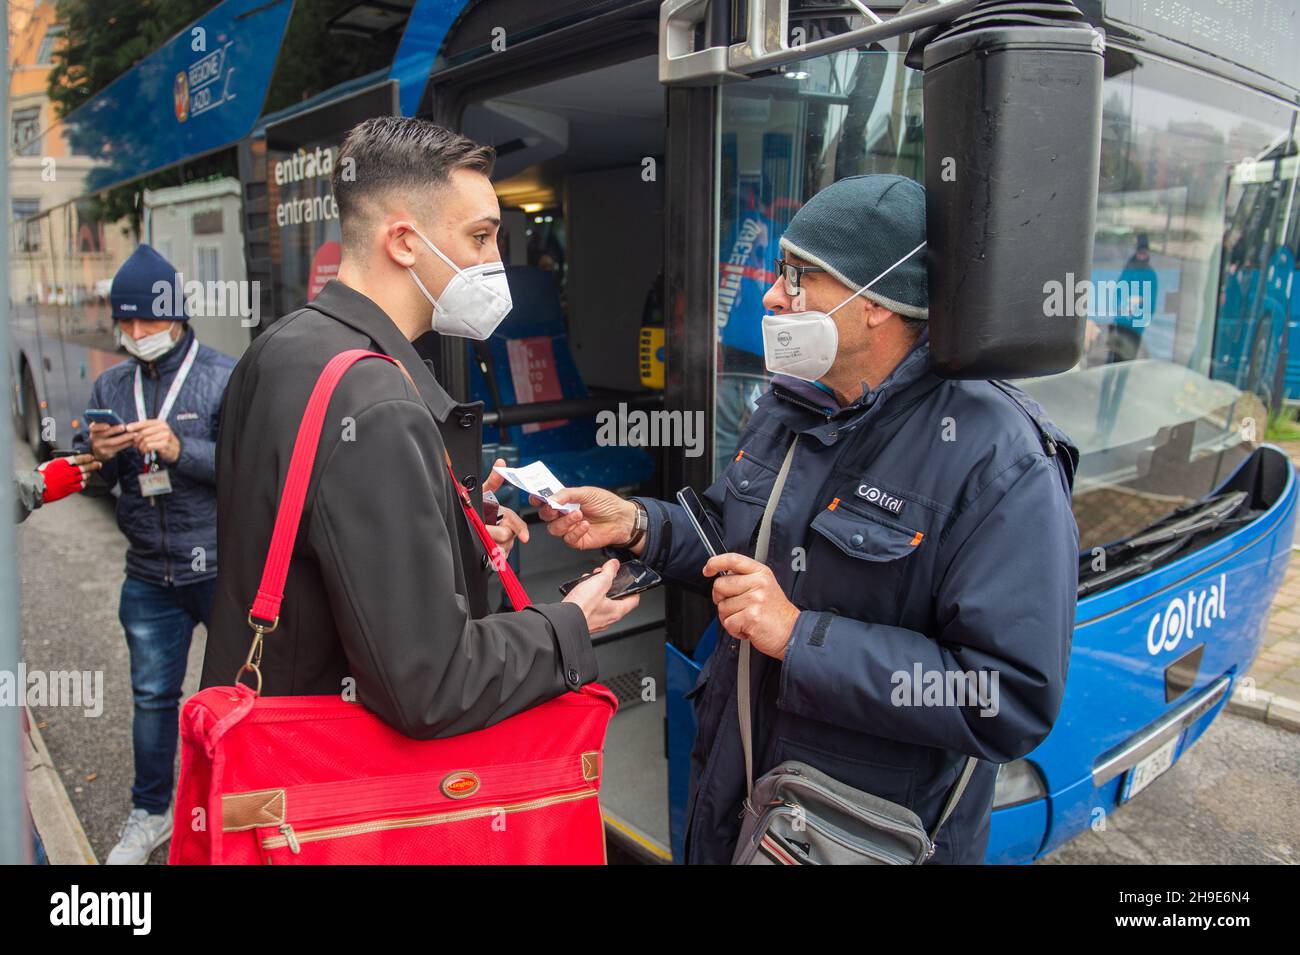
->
<box><xmin>467</xmin><ymin>264</ymin><xmax>655</xmax><ymax>491</ymax></box>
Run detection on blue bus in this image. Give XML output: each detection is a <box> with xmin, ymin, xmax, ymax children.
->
<box><xmin>8</xmin><ymin>0</ymin><xmax>1298</xmax><ymax>864</ymax></box>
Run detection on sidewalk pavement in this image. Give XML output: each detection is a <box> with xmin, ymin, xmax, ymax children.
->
<box><xmin>23</xmin><ymin>705</ymin><xmax>96</xmax><ymax>864</ymax></box>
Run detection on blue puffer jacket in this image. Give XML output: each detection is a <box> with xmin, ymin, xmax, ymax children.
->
<box><xmin>74</xmin><ymin>325</ymin><xmax>236</xmax><ymax>587</ymax></box>
<box><xmin>631</xmin><ymin>330</ymin><xmax>1080</xmax><ymax>864</ymax></box>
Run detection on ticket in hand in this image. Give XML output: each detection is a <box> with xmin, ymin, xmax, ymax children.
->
<box><xmin>492</xmin><ymin>461</ymin><xmax>581</xmax><ymax>513</ymax></box>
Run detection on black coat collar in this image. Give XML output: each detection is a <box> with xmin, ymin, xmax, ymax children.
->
<box><xmin>306</xmin><ymin>279</ymin><xmax>459</xmax><ymax>422</ymax></box>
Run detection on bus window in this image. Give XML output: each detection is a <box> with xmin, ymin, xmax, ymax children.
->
<box><xmin>714</xmin><ymin>42</ymin><xmax>1299</xmax><ymax>561</ymax></box>
<box><xmin>714</xmin><ymin>44</ymin><xmax>923</xmax><ymax>477</ymax></box>
<box><xmin>1215</xmin><ymin>146</ymin><xmax>1299</xmax><ymax>404</ymax></box>
<box><xmin>1032</xmin><ymin>53</ymin><xmax>1299</xmax><ymax>556</ymax></box>
<box><xmin>260</xmin><ymin>0</ymin><xmax>414</xmax><ymax>116</ymax></box>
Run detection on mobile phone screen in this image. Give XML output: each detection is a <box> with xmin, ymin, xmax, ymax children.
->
<box><xmin>85</xmin><ymin>409</ymin><xmax>124</xmax><ymax>427</ymax></box>
<box><xmin>676</xmin><ymin>487</ymin><xmax>726</xmax><ymax>558</ymax></box>
<box><xmin>558</xmin><ymin>560</ymin><xmax>662</xmax><ymax>599</ymax></box>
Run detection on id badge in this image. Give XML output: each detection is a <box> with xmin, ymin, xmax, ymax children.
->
<box><xmin>139</xmin><ymin>467</ymin><xmax>173</xmax><ymax>497</ymax></box>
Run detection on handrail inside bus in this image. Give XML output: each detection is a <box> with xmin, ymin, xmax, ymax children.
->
<box><xmin>481</xmin><ymin>392</ymin><xmax>664</xmax><ymax>429</ymax></box>
<box><xmin>659</xmin><ymin>0</ymin><xmax>980</xmax><ymax>85</ymax></box>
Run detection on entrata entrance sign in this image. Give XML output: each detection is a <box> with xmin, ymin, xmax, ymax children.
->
<box><xmin>265</xmin><ymin>82</ymin><xmax>398</xmax><ymax>318</ymax></box>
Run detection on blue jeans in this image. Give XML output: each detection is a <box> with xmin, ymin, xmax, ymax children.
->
<box><xmin>118</xmin><ymin>575</ymin><xmax>215</xmax><ymax>815</ymax></box>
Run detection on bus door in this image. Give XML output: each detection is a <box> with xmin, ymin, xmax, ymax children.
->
<box><xmin>427</xmin><ymin>4</ymin><xmax>681</xmax><ymax>862</ymax></box>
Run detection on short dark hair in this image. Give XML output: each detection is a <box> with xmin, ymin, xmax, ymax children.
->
<box><xmin>331</xmin><ymin>117</ymin><xmax>496</xmax><ymax>253</ymax></box>
<box><xmin>899</xmin><ymin>314</ymin><xmax>927</xmax><ymax>340</ymax></box>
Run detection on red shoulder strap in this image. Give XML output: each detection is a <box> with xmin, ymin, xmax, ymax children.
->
<box><xmin>248</xmin><ymin>349</ymin><xmax>530</xmax><ymax>626</ymax></box>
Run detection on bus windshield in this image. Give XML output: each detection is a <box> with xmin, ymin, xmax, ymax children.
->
<box><xmin>714</xmin><ymin>44</ymin><xmax>1299</xmax><ymax>554</ymax></box>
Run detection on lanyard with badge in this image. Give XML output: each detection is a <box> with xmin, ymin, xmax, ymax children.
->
<box><xmin>134</xmin><ymin>339</ymin><xmax>198</xmax><ymax>501</ymax></box>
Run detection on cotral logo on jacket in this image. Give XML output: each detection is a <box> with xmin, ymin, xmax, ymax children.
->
<box><xmin>856</xmin><ymin>483</ymin><xmax>905</xmax><ymax>515</ymax></box>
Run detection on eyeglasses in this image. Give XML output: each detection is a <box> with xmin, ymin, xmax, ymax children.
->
<box><xmin>774</xmin><ymin>257</ymin><xmax>824</xmax><ymax>296</ymax></box>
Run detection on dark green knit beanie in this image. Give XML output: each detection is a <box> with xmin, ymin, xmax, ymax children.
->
<box><xmin>779</xmin><ymin>174</ymin><xmax>928</xmax><ymax>319</ymax></box>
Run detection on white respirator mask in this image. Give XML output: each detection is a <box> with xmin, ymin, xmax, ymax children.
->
<box><xmin>761</xmin><ymin>241</ymin><xmax>927</xmax><ymax>382</ymax></box>
<box><xmin>406</xmin><ymin>226</ymin><xmax>512</xmax><ymax>340</ymax></box>
<box><xmin>120</xmin><ymin>325</ymin><xmax>178</xmax><ymax>363</ymax></box>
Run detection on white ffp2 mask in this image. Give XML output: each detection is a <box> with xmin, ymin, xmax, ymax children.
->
<box><xmin>761</xmin><ymin>241</ymin><xmax>927</xmax><ymax>382</ymax></box>
<box><xmin>120</xmin><ymin>326</ymin><xmax>177</xmax><ymax>363</ymax></box>
<box><xmin>406</xmin><ymin>227</ymin><xmax>512</xmax><ymax>340</ymax></box>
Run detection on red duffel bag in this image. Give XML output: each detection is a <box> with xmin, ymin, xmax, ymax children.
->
<box><xmin>169</xmin><ymin>349</ymin><xmax>617</xmax><ymax>865</ymax></box>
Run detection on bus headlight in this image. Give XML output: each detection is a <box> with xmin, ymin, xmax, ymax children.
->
<box><xmin>993</xmin><ymin>759</ymin><xmax>1047</xmax><ymax>810</ymax></box>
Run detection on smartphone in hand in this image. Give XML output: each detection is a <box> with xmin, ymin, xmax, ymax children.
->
<box><xmin>559</xmin><ymin>559</ymin><xmax>662</xmax><ymax>600</ymax></box>
<box><xmin>85</xmin><ymin>408</ymin><xmax>125</xmax><ymax>428</ymax></box>
<box><xmin>676</xmin><ymin>487</ymin><xmax>726</xmax><ymax>558</ymax></box>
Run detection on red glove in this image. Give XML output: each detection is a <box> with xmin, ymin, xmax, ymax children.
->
<box><xmin>38</xmin><ymin>457</ymin><xmax>84</xmax><ymax>503</ymax></box>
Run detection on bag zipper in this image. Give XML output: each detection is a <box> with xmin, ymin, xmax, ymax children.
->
<box><xmin>764</xmin><ymin>803</ymin><xmax>915</xmax><ymax>865</ymax></box>
<box><xmin>260</xmin><ymin>788</ymin><xmax>598</xmax><ymax>855</ymax></box>
<box><xmin>777</xmin><ymin>768</ymin><xmax>932</xmax><ymax>861</ymax></box>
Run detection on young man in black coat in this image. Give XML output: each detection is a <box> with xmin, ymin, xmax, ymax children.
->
<box><xmin>202</xmin><ymin>119</ymin><xmax>634</xmax><ymax>739</ymax></box>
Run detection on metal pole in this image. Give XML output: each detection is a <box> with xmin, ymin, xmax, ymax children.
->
<box><xmin>0</xmin><ymin>0</ymin><xmax>31</xmax><ymax>864</ymax></box>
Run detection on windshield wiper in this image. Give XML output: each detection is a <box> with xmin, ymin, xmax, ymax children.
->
<box><xmin>1120</xmin><ymin>491</ymin><xmax>1249</xmax><ymax>549</ymax></box>
<box><xmin>1079</xmin><ymin>538</ymin><xmax>1188</xmax><ymax>597</ymax></box>
<box><xmin>1078</xmin><ymin>491</ymin><xmax>1252</xmax><ymax>597</ymax></box>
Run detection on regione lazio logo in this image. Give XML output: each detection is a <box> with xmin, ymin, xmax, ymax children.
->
<box><xmin>173</xmin><ymin>71</ymin><xmax>189</xmax><ymax>123</ymax></box>
<box><xmin>175</xmin><ymin>42</ymin><xmax>236</xmax><ymax>125</ymax></box>
<box><xmin>1146</xmin><ymin>573</ymin><xmax>1227</xmax><ymax>655</ymax></box>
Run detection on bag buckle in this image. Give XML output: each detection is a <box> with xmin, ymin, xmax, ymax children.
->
<box><xmin>235</xmin><ymin>612</ymin><xmax>279</xmax><ymax>695</ymax></box>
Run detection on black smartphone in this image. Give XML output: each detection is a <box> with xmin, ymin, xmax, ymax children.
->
<box><xmin>558</xmin><ymin>559</ymin><xmax>662</xmax><ymax>599</ymax></box>
<box><xmin>84</xmin><ymin>408</ymin><xmax>125</xmax><ymax>428</ymax></box>
<box><xmin>676</xmin><ymin>487</ymin><xmax>726</xmax><ymax>558</ymax></box>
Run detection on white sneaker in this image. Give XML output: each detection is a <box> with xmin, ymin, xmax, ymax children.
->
<box><xmin>105</xmin><ymin>807</ymin><xmax>173</xmax><ymax>865</ymax></box>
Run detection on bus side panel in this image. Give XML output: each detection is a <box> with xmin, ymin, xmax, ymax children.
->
<box><xmin>665</xmin><ymin>642</ymin><xmax>698</xmax><ymax>865</ymax></box>
<box><xmin>1030</xmin><ymin>457</ymin><xmax>1296</xmax><ymax>857</ymax></box>
<box><xmin>10</xmin><ymin>219</ymin><xmax>61</xmax><ymax>446</ymax></box>
<box><xmin>985</xmin><ymin>798</ymin><xmax>1051</xmax><ymax>864</ymax></box>
<box><xmin>1037</xmin><ymin>689</ymin><xmax>1231</xmax><ymax>859</ymax></box>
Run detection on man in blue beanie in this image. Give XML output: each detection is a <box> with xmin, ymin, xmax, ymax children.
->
<box><xmin>537</xmin><ymin>174</ymin><xmax>1079</xmax><ymax>864</ymax></box>
<box><xmin>74</xmin><ymin>244</ymin><xmax>236</xmax><ymax>863</ymax></box>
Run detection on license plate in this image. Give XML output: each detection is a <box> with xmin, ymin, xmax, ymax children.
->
<box><xmin>1121</xmin><ymin>735</ymin><xmax>1180</xmax><ymax>802</ymax></box>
